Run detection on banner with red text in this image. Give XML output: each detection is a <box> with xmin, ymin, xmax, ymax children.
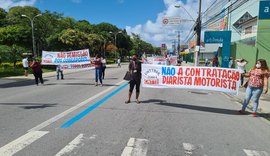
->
<box><xmin>142</xmin><ymin>64</ymin><xmax>241</xmax><ymax>94</ymax></box>
<box><xmin>42</xmin><ymin>49</ymin><xmax>90</xmax><ymax>65</ymax></box>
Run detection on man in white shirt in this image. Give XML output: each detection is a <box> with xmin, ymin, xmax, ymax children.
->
<box><xmin>22</xmin><ymin>57</ymin><xmax>29</xmax><ymax>76</ymax></box>
<box><xmin>117</xmin><ymin>58</ymin><xmax>121</xmax><ymax>68</ymax></box>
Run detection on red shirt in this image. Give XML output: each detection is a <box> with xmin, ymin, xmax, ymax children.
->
<box><xmin>248</xmin><ymin>69</ymin><xmax>269</xmax><ymax>88</ymax></box>
<box><xmin>31</xmin><ymin>61</ymin><xmax>42</xmax><ymax>73</ymax></box>
<box><xmin>93</xmin><ymin>58</ymin><xmax>101</xmax><ymax>68</ymax></box>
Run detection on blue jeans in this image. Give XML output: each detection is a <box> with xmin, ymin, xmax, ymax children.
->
<box><xmin>57</xmin><ymin>70</ymin><xmax>63</xmax><ymax>80</ymax></box>
<box><xmin>95</xmin><ymin>67</ymin><xmax>102</xmax><ymax>84</ymax></box>
<box><xmin>242</xmin><ymin>86</ymin><xmax>263</xmax><ymax>112</ymax></box>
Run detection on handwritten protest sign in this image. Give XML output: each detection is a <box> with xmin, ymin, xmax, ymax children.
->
<box><xmin>142</xmin><ymin>64</ymin><xmax>241</xmax><ymax>94</ymax></box>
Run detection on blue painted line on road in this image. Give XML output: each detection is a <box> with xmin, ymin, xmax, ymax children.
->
<box><xmin>60</xmin><ymin>83</ymin><xmax>128</xmax><ymax>128</ymax></box>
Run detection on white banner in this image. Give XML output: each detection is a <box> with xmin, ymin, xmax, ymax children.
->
<box><xmin>143</xmin><ymin>56</ymin><xmax>178</xmax><ymax>66</ymax></box>
<box><xmin>42</xmin><ymin>49</ymin><xmax>90</xmax><ymax>65</ymax></box>
<box><xmin>142</xmin><ymin>64</ymin><xmax>241</xmax><ymax>94</ymax></box>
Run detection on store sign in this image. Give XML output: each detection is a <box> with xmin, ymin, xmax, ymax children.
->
<box><xmin>162</xmin><ymin>16</ymin><xmax>181</xmax><ymax>26</ymax></box>
<box><xmin>259</xmin><ymin>1</ymin><xmax>270</xmax><ymax>20</ymax></box>
<box><xmin>204</xmin><ymin>31</ymin><xmax>231</xmax><ymax>68</ymax></box>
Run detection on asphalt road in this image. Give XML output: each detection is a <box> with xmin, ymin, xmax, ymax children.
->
<box><xmin>0</xmin><ymin>64</ymin><xmax>270</xmax><ymax>156</ymax></box>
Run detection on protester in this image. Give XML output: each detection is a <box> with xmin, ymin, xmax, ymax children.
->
<box><xmin>22</xmin><ymin>57</ymin><xmax>29</xmax><ymax>76</ymax></box>
<box><xmin>30</xmin><ymin>58</ymin><xmax>44</xmax><ymax>86</ymax></box>
<box><xmin>93</xmin><ymin>54</ymin><xmax>103</xmax><ymax>86</ymax></box>
<box><xmin>236</xmin><ymin>58</ymin><xmax>248</xmax><ymax>86</ymax></box>
<box><xmin>205</xmin><ymin>58</ymin><xmax>209</xmax><ymax>66</ymax></box>
<box><xmin>101</xmin><ymin>56</ymin><xmax>106</xmax><ymax>79</ymax></box>
<box><xmin>117</xmin><ymin>58</ymin><xmax>121</xmax><ymax>68</ymax></box>
<box><xmin>125</xmin><ymin>54</ymin><xmax>142</xmax><ymax>104</ymax></box>
<box><xmin>212</xmin><ymin>56</ymin><xmax>219</xmax><ymax>67</ymax></box>
<box><xmin>239</xmin><ymin>59</ymin><xmax>269</xmax><ymax>117</ymax></box>
<box><xmin>56</xmin><ymin>65</ymin><xmax>64</xmax><ymax>80</ymax></box>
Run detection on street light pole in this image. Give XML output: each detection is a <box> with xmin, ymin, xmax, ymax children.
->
<box><xmin>109</xmin><ymin>31</ymin><xmax>122</xmax><ymax>63</ymax></box>
<box><xmin>22</xmin><ymin>14</ymin><xmax>42</xmax><ymax>58</ymax></box>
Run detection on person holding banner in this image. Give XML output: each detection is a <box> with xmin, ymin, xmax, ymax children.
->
<box><xmin>239</xmin><ymin>59</ymin><xmax>269</xmax><ymax>117</ymax></box>
<box><xmin>125</xmin><ymin>54</ymin><xmax>142</xmax><ymax>104</ymax></box>
<box><xmin>93</xmin><ymin>54</ymin><xmax>103</xmax><ymax>86</ymax></box>
<box><xmin>30</xmin><ymin>58</ymin><xmax>44</xmax><ymax>86</ymax></box>
<box><xmin>56</xmin><ymin>65</ymin><xmax>64</xmax><ymax>80</ymax></box>
<box><xmin>101</xmin><ymin>56</ymin><xmax>106</xmax><ymax>79</ymax></box>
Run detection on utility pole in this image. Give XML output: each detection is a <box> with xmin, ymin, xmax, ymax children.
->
<box><xmin>195</xmin><ymin>0</ymin><xmax>202</xmax><ymax>66</ymax></box>
<box><xmin>177</xmin><ymin>31</ymin><xmax>180</xmax><ymax>59</ymax></box>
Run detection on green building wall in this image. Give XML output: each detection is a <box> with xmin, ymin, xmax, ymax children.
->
<box><xmin>256</xmin><ymin>20</ymin><xmax>270</xmax><ymax>64</ymax></box>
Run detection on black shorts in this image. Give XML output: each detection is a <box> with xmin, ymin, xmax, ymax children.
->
<box><xmin>129</xmin><ymin>80</ymin><xmax>141</xmax><ymax>93</ymax></box>
<box><xmin>23</xmin><ymin>67</ymin><xmax>28</xmax><ymax>70</ymax></box>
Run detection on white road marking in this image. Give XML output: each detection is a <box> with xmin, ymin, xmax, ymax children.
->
<box><xmin>121</xmin><ymin>138</ymin><xmax>149</xmax><ymax>156</ymax></box>
<box><xmin>55</xmin><ymin>133</ymin><xmax>92</xmax><ymax>156</ymax></box>
<box><xmin>244</xmin><ymin>149</ymin><xmax>269</xmax><ymax>156</ymax></box>
<box><xmin>0</xmin><ymin>131</ymin><xmax>49</xmax><ymax>156</ymax></box>
<box><xmin>28</xmin><ymin>80</ymin><xmax>125</xmax><ymax>132</ymax></box>
<box><xmin>183</xmin><ymin>143</ymin><xmax>196</xmax><ymax>155</ymax></box>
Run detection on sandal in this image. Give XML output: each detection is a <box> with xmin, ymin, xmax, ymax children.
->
<box><xmin>136</xmin><ymin>100</ymin><xmax>141</xmax><ymax>104</ymax></box>
<box><xmin>125</xmin><ymin>100</ymin><xmax>130</xmax><ymax>104</ymax></box>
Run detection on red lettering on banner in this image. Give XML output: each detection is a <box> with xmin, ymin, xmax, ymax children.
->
<box><xmin>177</xmin><ymin>68</ymin><xmax>183</xmax><ymax>75</ymax></box>
<box><xmin>145</xmin><ymin>79</ymin><xmax>159</xmax><ymax>85</ymax></box>
<box><xmin>43</xmin><ymin>60</ymin><xmax>52</xmax><ymax>63</ymax></box>
<box><xmin>206</xmin><ymin>68</ymin><xmax>211</xmax><ymax>77</ymax></box>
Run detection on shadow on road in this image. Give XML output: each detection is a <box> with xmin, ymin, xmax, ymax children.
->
<box><xmin>0</xmin><ymin>79</ymin><xmax>49</xmax><ymax>88</ymax></box>
<box><xmin>44</xmin><ymin>83</ymin><xmax>120</xmax><ymax>86</ymax></box>
<box><xmin>146</xmin><ymin>99</ymin><xmax>269</xmax><ymax>117</ymax></box>
<box><xmin>0</xmin><ymin>102</ymin><xmax>57</xmax><ymax>109</ymax></box>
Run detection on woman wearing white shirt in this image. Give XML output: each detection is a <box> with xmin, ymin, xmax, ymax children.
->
<box><xmin>236</xmin><ymin>59</ymin><xmax>248</xmax><ymax>86</ymax></box>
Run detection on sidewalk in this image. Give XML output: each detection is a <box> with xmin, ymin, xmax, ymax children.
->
<box><xmin>181</xmin><ymin>61</ymin><xmax>270</xmax><ymax>114</ymax></box>
<box><xmin>0</xmin><ymin>63</ymin><xmax>121</xmax><ymax>85</ymax></box>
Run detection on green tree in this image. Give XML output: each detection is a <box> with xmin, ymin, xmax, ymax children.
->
<box><xmin>0</xmin><ymin>44</ymin><xmax>26</xmax><ymax>68</ymax></box>
<box><xmin>0</xmin><ymin>8</ymin><xmax>7</xmax><ymax>26</ymax></box>
<box><xmin>0</xmin><ymin>25</ymin><xmax>29</xmax><ymax>47</ymax></box>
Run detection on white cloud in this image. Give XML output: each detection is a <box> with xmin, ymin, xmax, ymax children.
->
<box><xmin>0</xmin><ymin>0</ymin><xmax>36</xmax><ymax>10</ymax></box>
<box><xmin>126</xmin><ymin>0</ymin><xmax>216</xmax><ymax>47</ymax></box>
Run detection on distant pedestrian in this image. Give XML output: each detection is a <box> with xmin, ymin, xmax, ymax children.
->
<box><xmin>30</xmin><ymin>58</ymin><xmax>44</xmax><ymax>86</ymax></box>
<box><xmin>101</xmin><ymin>56</ymin><xmax>106</xmax><ymax>79</ymax></box>
<box><xmin>205</xmin><ymin>58</ymin><xmax>209</xmax><ymax>66</ymax></box>
<box><xmin>228</xmin><ymin>57</ymin><xmax>233</xmax><ymax>68</ymax></box>
<box><xmin>56</xmin><ymin>65</ymin><xmax>64</xmax><ymax>80</ymax></box>
<box><xmin>92</xmin><ymin>54</ymin><xmax>103</xmax><ymax>86</ymax></box>
<box><xmin>117</xmin><ymin>58</ymin><xmax>121</xmax><ymax>68</ymax></box>
<box><xmin>22</xmin><ymin>57</ymin><xmax>29</xmax><ymax>76</ymax></box>
<box><xmin>238</xmin><ymin>59</ymin><xmax>269</xmax><ymax>117</ymax></box>
<box><xmin>212</xmin><ymin>56</ymin><xmax>219</xmax><ymax>67</ymax></box>
<box><xmin>125</xmin><ymin>54</ymin><xmax>142</xmax><ymax>104</ymax></box>
<box><xmin>236</xmin><ymin>58</ymin><xmax>248</xmax><ymax>86</ymax></box>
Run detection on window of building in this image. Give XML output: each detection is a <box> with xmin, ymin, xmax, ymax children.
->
<box><xmin>245</xmin><ymin>26</ymin><xmax>252</xmax><ymax>34</ymax></box>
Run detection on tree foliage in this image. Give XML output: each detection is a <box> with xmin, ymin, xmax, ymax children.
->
<box><xmin>0</xmin><ymin>6</ymin><xmax>157</xmax><ymax>63</ymax></box>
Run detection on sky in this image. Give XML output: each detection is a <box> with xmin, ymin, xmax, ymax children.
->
<box><xmin>0</xmin><ymin>0</ymin><xmax>217</xmax><ymax>47</ymax></box>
